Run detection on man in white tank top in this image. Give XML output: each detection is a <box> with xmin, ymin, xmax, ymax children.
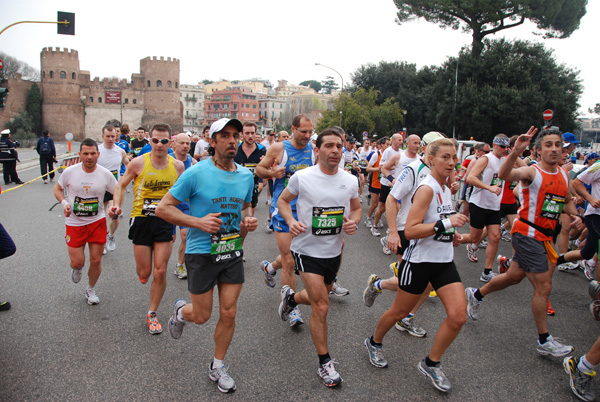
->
<box><xmin>465</xmin><ymin>134</ymin><xmax>510</xmax><ymax>282</ymax></box>
<box><xmin>97</xmin><ymin>124</ymin><xmax>129</xmax><ymax>254</ymax></box>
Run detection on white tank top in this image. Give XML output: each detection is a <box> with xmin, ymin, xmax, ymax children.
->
<box><xmin>469</xmin><ymin>153</ymin><xmax>505</xmax><ymax>211</ymax></box>
<box><xmin>403</xmin><ymin>174</ymin><xmax>455</xmax><ymax>263</ymax></box>
<box><xmin>97</xmin><ymin>144</ymin><xmax>124</xmax><ymax>176</ymax></box>
<box><xmin>390</xmin><ymin>159</ymin><xmax>430</xmax><ymax>230</ymax></box>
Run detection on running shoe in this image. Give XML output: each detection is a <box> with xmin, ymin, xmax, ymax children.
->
<box><xmin>279</xmin><ymin>285</ymin><xmax>294</xmax><ymax>321</ymax></box>
<box><xmin>480</xmin><ymin>271</ymin><xmax>497</xmax><ymax>283</ymax></box>
<box><xmin>330</xmin><ymin>280</ymin><xmax>350</xmax><ymax>296</ymax></box>
<box><xmin>264</xmin><ymin>219</ymin><xmax>274</xmax><ymax>233</ymax></box>
<box><xmin>583</xmin><ymin>260</ymin><xmax>597</xmax><ymax>281</ymax></box>
<box><xmin>72</xmin><ymin>267</ymin><xmax>83</xmax><ymax>284</ymax></box>
<box><xmin>537</xmin><ymin>335</ymin><xmax>573</xmax><ymax>357</ymax></box>
<box><xmin>588</xmin><ymin>280</ymin><xmax>600</xmax><ymax>301</ymax></box>
<box><xmin>370</xmin><ymin>226</ymin><xmax>381</xmax><ymax>237</ymax></box>
<box><xmin>260</xmin><ymin>260</ymin><xmax>276</xmax><ymax>288</ymax></box>
<box><xmin>318</xmin><ymin>359</ymin><xmax>342</xmax><ymax>387</ymax></box>
<box><xmin>365</xmin><ymin>217</ymin><xmax>374</xmax><ymax>228</ymax></box>
<box><xmin>380</xmin><ymin>236</ymin><xmax>392</xmax><ymax>255</ymax></box>
<box><xmin>147</xmin><ymin>312</ymin><xmax>163</xmax><ymax>335</ymax></box>
<box><xmin>106</xmin><ymin>234</ymin><xmax>116</xmax><ymax>252</ymax></box>
<box><xmin>85</xmin><ymin>288</ymin><xmax>100</xmax><ymax>305</ymax></box>
<box><xmin>547</xmin><ymin>300</ymin><xmax>556</xmax><ymax>316</ymax></box>
<box><xmin>467</xmin><ymin>243</ymin><xmax>478</xmax><ymax>263</ymax></box>
<box><xmin>377</xmin><ymin>221</ymin><xmax>385</xmax><ymax>228</ymax></box>
<box><xmin>0</xmin><ymin>301</ymin><xmax>11</xmax><ymax>311</ymax></box>
<box><xmin>557</xmin><ymin>262</ymin><xmax>579</xmax><ymax>271</ymax></box>
<box><xmin>289</xmin><ymin>306</ymin><xmax>304</xmax><ymax>327</ymax></box>
<box><xmin>418</xmin><ymin>358</ymin><xmax>451</xmax><ymax>392</ymax></box>
<box><xmin>563</xmin><ymin>356</ymin><xmax>596</xmax><ymax>402</ymax></box>
<box><xmin>389</xmin><ymin>262</ymin><xmax>399</xmax><ymax>278</ymax></box>
<box><xmin>174</xmin><ymin>263</ymin><xmax>187</xmax><ymax>279</ymax></box>
<box><xmin>497</xmin><ymin>255</ymin><xmax>510</xmax><ymax>274</ymax></box>
<box><xmin>590</xmin><ymin>300</ymin><xmax>600</xmax><ymax>321</ymax></box>
<box><xmin>364</xmin><ymin>338</ymin><xmax>388</xmax><ymax>368</ymax></box>
<box><xmin>209</xmin><ymin>362</ymin><xmax>236</xmax><ymax>393</ymax></box>
<box><xmin>478</xmin><ymin>239</ymin><xmax>488</xmax><ymax>248</ymax></box>
<box><xmin>465</xmin><ymin>287</ymin><xmax>482</xmax><ymax>321</ymax></box>
<box><xmin>103</xmin><ymin>246</ymin><xmax>107</xmax><ymax>255</ymax></box>
<box><xmin>43</xmin><ymin>179</ymin><xmax>48</xmax><ymax>184</ymax></box>
<box><xmin>168</xmin><ymin>299</ymin><xmax>186</xmax><ymax>339</ymax></box>
<box><xmin>363</xmin><ymin>274</ymin><xmax>381</xmax><ymax>307</ymax></box>
<box><xmin>396</xmin><ymin>317</ymin><xmax>427</xmax><ymax>337</ymax></box>
<box><xmin>501</xmin><ymin>230</ymin><xmax>512</xmax><ymax>242</ymax></box>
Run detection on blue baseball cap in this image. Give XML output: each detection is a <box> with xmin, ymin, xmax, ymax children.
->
<box><xmin>562</xmin><ymin>132</ymin><xmax>580</xmax><ymax>144</ymax></box>
<box><xmin>585</xmin><ymin>153</ymin><xmax>600</xmax><ymax>164</ymax></box>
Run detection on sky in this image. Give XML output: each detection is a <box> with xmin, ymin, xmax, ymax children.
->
<box><xmin>1</xmin><ymin>0</ymin><xmax>598</xmax><ymax>116</ymax></box>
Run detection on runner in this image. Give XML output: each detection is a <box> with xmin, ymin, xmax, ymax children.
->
<box><xmin>112</xmin><ymin>124</ymin><xmax>185</xmax><ymax>335</ymax></box>
<box><xmin>364</xmin><ymin>138</ymin><xmax>471</xmax><ymax>392</ymax></box>
<box><xmin>172</xmin><ymin>133</ymin><xmax>197</xmax><ymax>279</ymax></box>
<box><xmin>97</xmin><ymin>124</ymin><xmax>129</xmax><ymax>254</ymax></box>
<box><xmin>465</xmin><ymin>126</ymin><xmax>583</xmax><ymax>359</ymax></box>
<box><xmin>277</xmin><ymin>128</ymin><xmax>361</xmax><ymax>387</ymax></box>
<box><xmin>53</xmin><ymin>138</ymin><xmax>118</xmax><ymax>305</ymax></box>
<box><xmin>157</xmin><ymin>117</ymin><xmax>257</xmax><ymax>394</ymax></box>
<box><xmin>256</xmin><ymin>114</ymin><xmax>315</xmax><ymax>327</ymax></box>
<box><xmin>365</xmin><ymin>137</ymin><xmax>390</xmax><ymax>228</ymax></box>
<box><xmin>234</xmin><ymin>122</ymin><xmax>266</xmax><ymax>223</ymax></box>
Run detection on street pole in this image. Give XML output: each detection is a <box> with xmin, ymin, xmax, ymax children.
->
<box><xmin>452</xmin><ymin>58</ymin><xmax>458</xmax><ymax>139</ymax></box>
<box><xmin>315</xmin><ymin>63</ymin><xmax>343</xmax><ymax>127</ymax></box>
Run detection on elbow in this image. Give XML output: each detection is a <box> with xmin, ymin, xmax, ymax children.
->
<box><xmin>405</xmin><ymin>227</ymin><xmax>415</xmax><ymax>240</ymax></box>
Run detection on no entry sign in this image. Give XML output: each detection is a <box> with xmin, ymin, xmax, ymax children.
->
<box><xmin>543</xmin><ymin>109</ymin><xmax>553</xmax><ymax>121</ymax></box>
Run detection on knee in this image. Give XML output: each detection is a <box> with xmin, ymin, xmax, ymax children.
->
<box><xmin>89</xmin><ymin>255</ymin><xmax>102</xmax><ymax>266</ymax></box>
<box><xmin>535</xmin><ymin>282</ymin><xmax>552</xmax><ymax>297</ymax></box>
<box><xmin>488</xmin><ymin>230</ymin><xmax>500</xmax><ymax>243</ymax></box>
<box><xmin>447</xmin><ymin>308</ymin><xmax>467</xmax><ymax>329</ymax></box>
<box><xmin>282</xmin><ymin>255</ymin><xmax>295</xmax><ymax>270</ymax></box>
<box><xmin>153</xmin><ymin>267</ymin><xmax>167</xmax><ymax>282</ymax></box>
<box><xmin>192</xmin><ymin>311</ymin><xmax>211</xmax><ymax>325</ymax></box>
<box><xmin>219</xmin><ymin>306</ymin><xmax>238</xmax><ymax>323</ymax></box>
<box><xmin>312</xmin><ymin>299</ymin><xmax>329</xmax><ymax>318</ymax></box>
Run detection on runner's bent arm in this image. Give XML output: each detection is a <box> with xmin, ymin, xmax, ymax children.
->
<box><xmin>465</xmin><ymin>156</ymin><xmax>491</xmax><ymax>190</ymax></box>
<box><xmin>381</xmin><ymin>154</ymin><xmax>399</xmax><ymax>184</ymax></box>
<box><xmin>156</xmin><ymin>192</ymin><xmax>222</xmax><ymax>233</ymax></box>
<box><xmin>256</xmin><ymin>143</ymin><xmax>284</xmax><ymax>179</ymax></box>
<box><xmin>240</xmin><ymin>202</ymin><xmax>259</xmax><ymax>232</ymax></box>
<box><xmin>112</xmin><ymin>157</ymin><xmax>143</xmax><ymax>215</ymax></box>
<box><xmin>277</xmin><ymin>188</ymin><xmax>305</xmax><ymax>237</ymax></box>
<box><xmin>53</xmin><ymin>182</ymin><xmax>72</xmax><ymax>217</ymax></box>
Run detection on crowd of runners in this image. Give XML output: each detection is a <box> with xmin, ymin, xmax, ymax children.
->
<box><xmin>41</xmin><ymin>114</ymin><xmax>600</xmax><ymax>400</ymax></box>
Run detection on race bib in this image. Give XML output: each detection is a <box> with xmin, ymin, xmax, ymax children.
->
<box><xmin>433</xmin><ymin>213</ymin><xmax>455</xmax><ymax>242</ymax></box>
<box><xmin>509</xmin><ymin>181</ymin><xmax>518</xmax><ymax>190</ymax></box>
<box><xmin>142</xmin><ymin>198</ymin><xmax>161</xmax><ymax>216</ymax></box>
<box><xmin>312</xmin><ymin>206</ymin><xmax>344</xmax><ymax>236</ymax></box>
<box><xmin>490</xmin><ymin>173</ymin><xmax>502</xmax><ymax>186</ymax></box>
<box><xmin>73</xmin><ymin>196</ymin><xmax>99</xmax><ymax>217</ymax></box>
<box><xmin>210</xmin><ymin>232</ymin><xmax>243</xmax><ymax>263</ymax></box>
<box><xmin>244</xmin><ymin>163</ymin><xmax>257</xmax><ymax>175</ymax></box>
<box><xmin>541</xmin><ymin>193</ymin><xmax>565</xmax><ymax>220</ymax></box>
<box><xmin>110</xmin><ymin>170</ymin><xmax>118</xmax><ymax>180</ymax></box>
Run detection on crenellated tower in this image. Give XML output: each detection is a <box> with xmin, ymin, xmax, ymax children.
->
<box><xmin>140</xmin><ymin>56</ymin><xmax>182</xmax><ymax>132</ymax></box>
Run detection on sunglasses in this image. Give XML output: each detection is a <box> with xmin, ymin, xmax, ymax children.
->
<box><xmin>151</xmin><ymin>138</ymin><xmax>170</xmax><ymax>144</ymax></box>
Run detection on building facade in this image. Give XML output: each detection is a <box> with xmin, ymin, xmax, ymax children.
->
<box><xmin>180</xmin><ymin>84</ymin><xmax>205</xmax><ymax>133</ymax></box>
<box><xmin>203</xmin><ymin>87</ymin><xmax>259</xmax><ymax>126</ymax></box>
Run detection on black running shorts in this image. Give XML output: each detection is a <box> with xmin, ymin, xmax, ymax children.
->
<box><xmin>397</xmin><ymin>260</ymin><xmax>461</xmax><ymax>295</ymax></box>
<box><xmin>185</xmin><ymin>253</ymin><xmax>244</xmax><ymax>294</ymax></box>
<box><xmin>291</xmin><ymin>251</ymin><xmax>341</xmax><ymax>285</ymax></box>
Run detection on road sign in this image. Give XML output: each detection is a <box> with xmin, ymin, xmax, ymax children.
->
<box><xmin>0</xmin><ymin>58</ymin><xmax>3</xmax><ymax>70</ymax></box>
<box><xmin>543</xmin><ymin>109</ymin><xmax>553</xmax><ymax>121</ymax></box>
<box><xmin>362</xmin><ymin>131</ymin><xmax>368</xmax><ymax>137</ymax></box>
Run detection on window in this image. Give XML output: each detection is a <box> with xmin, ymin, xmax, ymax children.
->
<box><xmin>175</xmin><ymin>82</ymin><xmax>178</xmax><ymax>88</ymax></box>
<box><xmin>272</xmin><ymin>103</ymin><xmax>275</xmax><ymax>107</ymax></box>
<box><xmin>124</xmin><ymin>98</ymin><xmax>129</xmax><ymax>104</ymax></box>
<box><xmin>167</xmin><ymin>81</ymin><xmax>172</xmax><ymax>88</ymax></box>
<box><xmin>43</xmin><ymin>71</ymin><xmax>46</xmax><ymax>78</ymax></box>
<box><xmin>98</xmin><ymin>97</ymin><xmax>102</xmax><ymax>103</ymax></box>
<box><xmin>49</xmin><ymin>71</ymin><xmax>54</xmax><ymax>78</ymax></box>
<box><xmin>157</xmin><ymin>80</ymin><xmax>162</xmax><ymax>87</ymax></box>
<box><xmin>147</xmin><ymin>80</ymin><xmax>151</xmax><ymax>87</ymax></box>
<box><xmin>233</xmin><ymin>104</ymin><xmax>237</xmax><ymax>110</ymax></box>
<box><xmin>186</xmin><ymin>102</ymin><xmax>189</xmax><ymax>107</ymax></box>
<box><xmin>253</xmin><ymin>104</ymin><xmax>256</xmax><ymax>109</ymax></box>
<box><xmin>89</xmin><ymin>96</ymin><xmax>93</xmax><ymax>102</ymax></box>
<box><xmin>60</xmin><ymin>71</ymin><xmax>66</xmax><ymax>79</ymax></box>
<box><xmin>252</xmin><ymin>113</ymin><xmax>256</xmax><ymax>117</ymax></box>
<box><xmin>72</xmin><ymin>72</ymin><xmax>76</xmax><ymax>79</ymax></box>
<box><xmin>133</xmin><ymin>99</ymin><xmax>137</xmax><ymax>104</ymax></box>
<box><xmin>213</xmin><ymin>113</ymin><xmax>220</xmax><ymax>118</ymax></box>
<box><xmin>208</xmin><ymin>104</ymin><xmax>211</xmax><ymax>110</ymax></box>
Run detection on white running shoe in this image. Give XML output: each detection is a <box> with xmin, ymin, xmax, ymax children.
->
<box><xmin>106</xmin><ymin>234</ymin><xmax>116</xmax><ymax>252</ymax></box>
<box><xmin>72</xmin><ymin>268</ymin><xmax>83</xmax><ymax>284</ymax></box>
<box><xmin>85</xmin><ymin>288</ymin><xmax>100</xmax><ymax>305</ymax></box>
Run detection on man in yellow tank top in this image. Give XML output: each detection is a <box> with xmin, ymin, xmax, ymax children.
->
<box><xmin>112</xmin><ymin>124</ymin><xmax>185</xmax><ymax>335</ymax></box>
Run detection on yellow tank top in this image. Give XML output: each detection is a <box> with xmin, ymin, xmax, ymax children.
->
<box><xmin>131</xmin><ymin>153</ymin><xmax>178</xmax><ymax>217</ymax></box>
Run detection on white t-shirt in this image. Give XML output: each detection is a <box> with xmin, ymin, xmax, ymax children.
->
<box><xmin>97</xmin><ymin>144</ymin><xmax>125</xmax><ymax>177</ymax></box>
<box><xmin>576</xmin><ymin>161</ymin><xmax>600</xmax><ymax>216</ymax></box>
<box><xmin>58</xmin><ymin>163</ymin><xmax>118</xmax><ymax>227</ymax></box>
<box><xmin>287</xmin><ymin>165</ymin><xmax>359</xmax><ymax>258</ymax></box>
<box><xmin>194</xmin><ymin>140</ymin><xmax>210</xmax><ymax>161</ymax></box>
<box><xmin>390</xmin><ymin>158</ymin><xmax>429</xmax><ymax>230</ymax></box>
<box><xmin>403</xmin><ymin>174</ymin><xmax>455</xmax><ymax>263</ymax></box>
<box><xmin>469</xmin><ymin>153</ymin><xmax>505</xmax><ymax>211</ymax></box>
<box><xmin>379</xmin><ymin>147</ymin><xmax>402</xmax><ymax>186</ymax></box>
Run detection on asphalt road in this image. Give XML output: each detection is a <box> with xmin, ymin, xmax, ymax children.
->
<box><xmin>0</xmin><ymin>164</ymin><xmax>597</xmax><ymax>401</ymax></box>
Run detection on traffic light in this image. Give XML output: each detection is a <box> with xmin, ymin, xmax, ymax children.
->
<box><xmin>57</xmin><ymin>12</ymin><xmax>75</xmax><ymax>35</ymax></box>
<box><xmin>0</xmin><ymin>88</ymin><xmax>9</xmax><ymax>109</ymax></box>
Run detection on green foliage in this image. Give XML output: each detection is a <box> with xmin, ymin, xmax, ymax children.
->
<box><xmin>590</xmin><ymin>103</ymin><xmax>600</xmax><ymax>115</ymax></box>
<box><xmin>6</xmin><ymin>113</ymin><xmax>35</xmax><ymax>146</ymax></box>
<box><xmin>299</xmin><ymin>80</ymin><xmax>322</xmax><ymax>93</ymax></box>
<box><xmin>316</xmin><ymin>88</ymin><xmax>404</xmax><ymax>138</ymax></box>
<box><xmin>321</xmin><ymin>76</ymin><xmax>340</xmax><ymax>94</ymax></box>
<box><xmin>201</xmin><ymin>79</ymin><xmax>213</xmax><ymax>85</ymax></box>
<box><xmin>393</xmin><ymin>0</ymin><xmax>587</xmax><ymax>56</ymax></box>
<box><xmin>26</xmin><ymin>83</ymin><xmax>42</xmax><ymax>136</ymax></box>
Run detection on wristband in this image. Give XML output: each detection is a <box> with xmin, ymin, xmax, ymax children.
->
<box><xmin>442</xmin><ymin>218</ymin><xmax>453</xmax><ymax>231</ymax></box>
<box><xmin>61</xmin><ymin>200</ymin><xmax>68</xmax><ymax>207</ymax></box>
<box><xmin>386</xmin><ymin>175</ymin><xmax>395</xmax><ymax>182</ymax></box>
<box><xmin>434</xmin><ymin>220</ymin><xmax>445</xmax><ymax>234</ymax></box>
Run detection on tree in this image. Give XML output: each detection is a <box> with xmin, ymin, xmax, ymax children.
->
<box><xmin>434</xmin><ymin>39</ymin><xmax>582</xmax><ymax>142</ymax></box>
<box><xmin>589</xmin><ymin>103</ymin><xmax>600</xmax><ymax>115</ymax></box>
<box><xmin>0</xmin><ymin>52</ymin><xmax>40</xmax><ymax>81</ymax></box>
<box><xmin>299</xmin><ymin>80</ymin><xmax>322</xmax><ymax>93</ymax></box>
<box><xmin>26</xmin><ymin>83</ymin><xmax>43</xmax><ymax>136</ymax></box>
<box><xmin>321</xmin><ymin>76</ymin><xmax>340</xmax><ymax>94</ymax></box>
<box><xmin>393</xmin><ymin>0</ymin><xmax>588</xmax><ymax>56</ymax></box>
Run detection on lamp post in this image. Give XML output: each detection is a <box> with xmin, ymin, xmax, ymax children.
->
<box><xmin>315</xmin><ymin>63</ymin><xmax>343</xmax><ymax>127</ymax></box>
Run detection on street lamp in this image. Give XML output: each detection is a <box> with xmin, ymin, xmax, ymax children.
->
<box><xmin>315</xmin><ymin>63</ymin><xmax>343</xmax><ymax>127</ymax></box>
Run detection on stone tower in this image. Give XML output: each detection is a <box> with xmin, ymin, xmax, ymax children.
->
<box><xmin>40</xmin><ymin>47</ymin><xmax>85</xmax><ymax>140</ymax></box>
<box><xmin>140</xmin><ymin>56</ymin><xmax>182</xmax><ymax>132</ymax></box>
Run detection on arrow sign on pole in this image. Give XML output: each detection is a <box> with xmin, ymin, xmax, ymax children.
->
<box><xmin>543</xmin><ymin>109</ymin><xmax>554</xmax><ymax>121</ymax></box>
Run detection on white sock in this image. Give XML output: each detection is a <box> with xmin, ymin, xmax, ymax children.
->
<box><xmin>176</xmin><ymin>306</ymin><xmax>185</xmax><ymax>322</ymax></box>
<box><xmin>266</xmin><ymin>263</ymin><xmax>276</xmax><ymax>275</ymax></box>
<box><xmin>148</xmin><ymin>310</ymin><xmax>156</xmax><ymax>315</ymax></box>
<box><xmin>213</xmin><ymin>358</ymin><xmax>224</xmax><ymax>369</ymax></box>
<box><xmin>86</xmin><ymin>285</ymin><xmax>93</xmax><ymax>292</ymax></box>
